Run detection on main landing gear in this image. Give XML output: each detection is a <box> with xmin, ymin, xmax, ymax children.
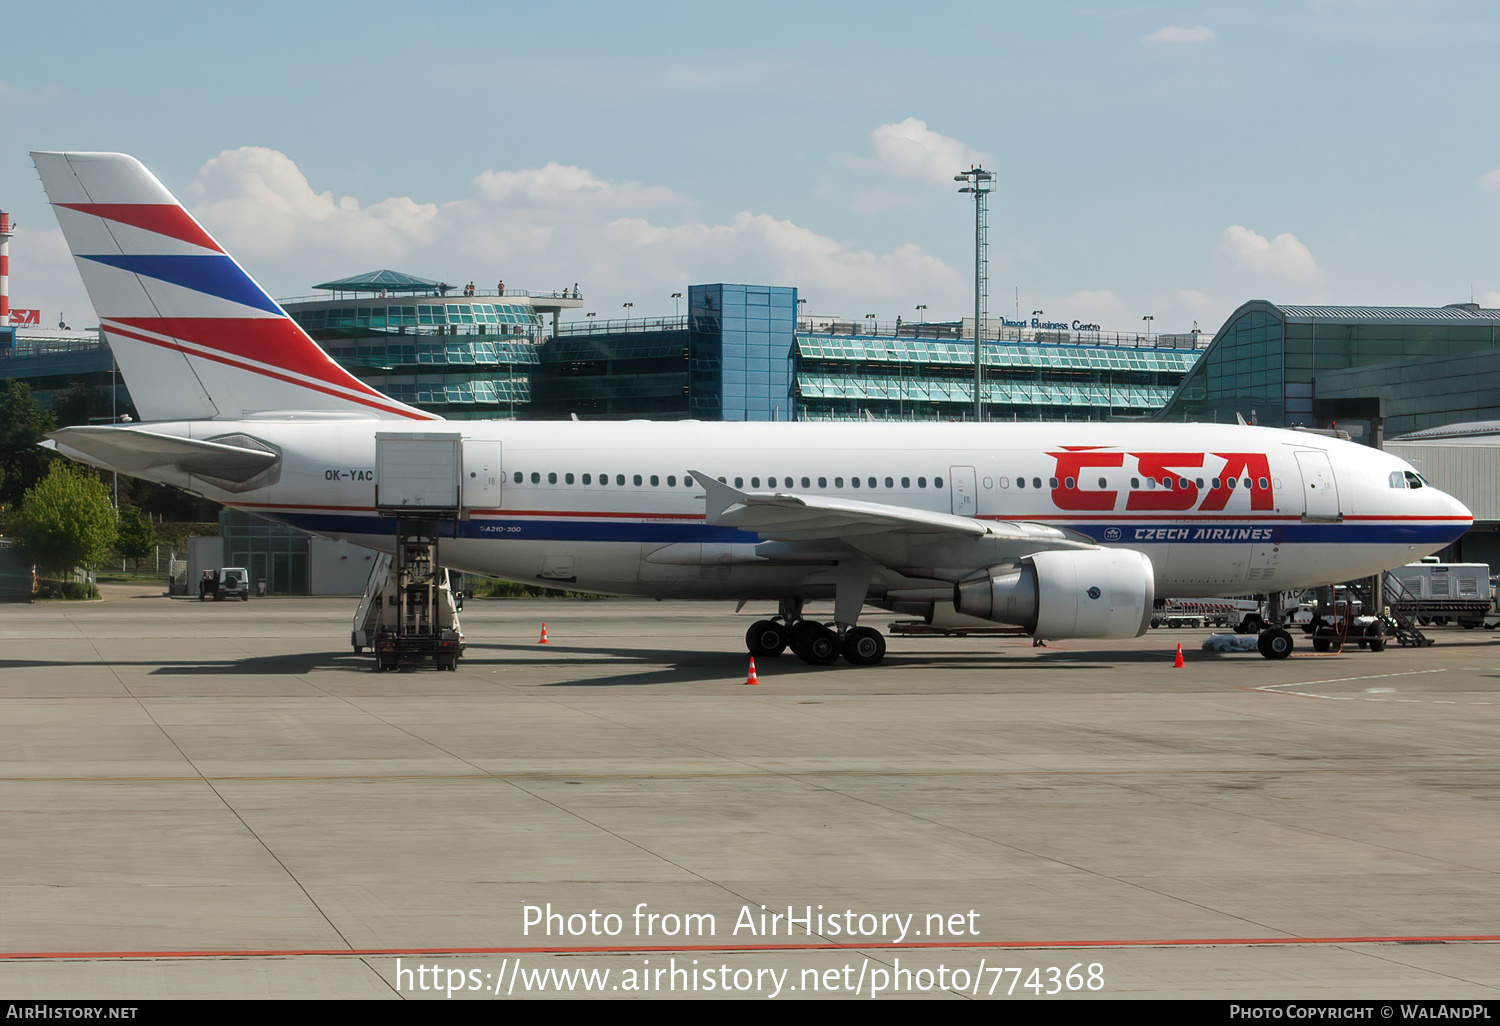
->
<box><xmin>745</xmin><ymin>595</ymin><xmax>887</xmax><ymax>667</ymax></box>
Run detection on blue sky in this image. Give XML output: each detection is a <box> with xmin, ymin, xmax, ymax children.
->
<box><xmin>4</xmin><ymin>1</ymin><xmax>1500</xmax><ymax>334</ymax></box>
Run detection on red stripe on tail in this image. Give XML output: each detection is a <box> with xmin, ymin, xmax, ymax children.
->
<box><xmin>57</xmin><ymin>203</ymin><xmax>224</xmax><ymax>252</ymax></box>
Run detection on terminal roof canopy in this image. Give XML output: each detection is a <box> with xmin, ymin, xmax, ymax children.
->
<box><xmin>312</xmin><ymin>270</ymin><xmax>441</xmax><ymax>293</ymax></box>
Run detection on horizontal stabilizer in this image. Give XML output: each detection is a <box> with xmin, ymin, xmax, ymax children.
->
<box><xmin>46</xmin><ymin>426</ymin><xmax>280</xmax><ymax>485</ymax></box>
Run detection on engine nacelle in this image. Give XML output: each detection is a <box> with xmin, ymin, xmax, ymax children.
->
<box><xmin>952</xmin><ymin>548</ymin><xmax>1156</xmax><ymax>639</ymax></box>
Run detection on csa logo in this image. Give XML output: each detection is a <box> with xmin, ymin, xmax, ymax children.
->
<box><xmin>1103</xmin><ymin>528</ymin><xmax>1121</xmax><ymax>541</ymax></box>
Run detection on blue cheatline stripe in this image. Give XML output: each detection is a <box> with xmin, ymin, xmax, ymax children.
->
<box><xmin>80</xmin><ymin>254</ymin><xmax>281</xmax><ymax>314</ymax></box>
<box><xmin>256</xmin><ymin>511</ymin><xmax>1466</xmax><ymax>548</ymax></box>
<box><xmin>1085</xmin><ymin>522</ymin><xmax>1468</xmax><ymax>545</ymax></box>
<box><xmin>268</xmin><ymin>512</ymin><xmax>756</xmax><ymax>544</ymax></box>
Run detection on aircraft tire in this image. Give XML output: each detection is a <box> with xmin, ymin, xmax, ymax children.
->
<box><xmin>842</xmin><ymin>626</ymin><xmax>886</xmax><ymax>666</ymax></box>
<box><xmin>746</xmin><ymin>620</ymin><xmax>789</xmax><ymax>658</ymax></box>
<box><xmin>1258</xmin><ymin>627</ymin><xmax>1294</xmax><ymax>660</ymax></box>
<box><xmin>794</xmin><ymin>624</ymin><xmax>839</xmax><ymax>666</ymax></box>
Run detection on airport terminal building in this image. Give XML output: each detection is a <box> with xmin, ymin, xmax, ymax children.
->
<box><xmin>1158</xmin><ymin>300</ymin><xmax>1500</xmax><ymax>441</ymax></box>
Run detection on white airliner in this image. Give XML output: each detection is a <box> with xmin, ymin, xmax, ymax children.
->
<box><xmin>33</xmin><ymin>152</ymin><xmax>1473</xmax><ymax>663</ymax></box>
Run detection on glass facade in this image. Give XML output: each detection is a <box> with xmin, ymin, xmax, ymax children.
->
<box><xmin>531</xmin><ymin>329</ymin><xmax>691</xmax><ymax>418</ymax></box>
<box><xmin>1161</xmin><ymin>301</ymin><xmax>1500</xmax><ymax>428</ymax></box>
<box><xmin>689</xmin><ymin>284</ymin><xmax>797</xmax><ymax>421</ymax></box>
<box><xmin>220</xmin><ymin>509</ymin><xmax>310</xmax><ymax>595</ymax></box>
<box><xmin>287</xmin><ymin>297</ymin><xmax>544</xmax><ymax>420</ymax></box>
<box><xmin>792</xmin><ymin>335</ymin><xmax>1197</xmax><ymax>421</ymax></box>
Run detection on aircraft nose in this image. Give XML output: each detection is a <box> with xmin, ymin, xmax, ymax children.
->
<box><xmin>1435</xmin><ymin>487</ymin><xmax>1473</xmax><ymax>529</ymax></box>
<box><xmin>1450</xmin><ymin>491</ymin><xmax>1474</xmax><ymax>525</ymax></box>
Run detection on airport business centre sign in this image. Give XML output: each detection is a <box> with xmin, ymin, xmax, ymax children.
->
<box><xmin>999</xmin><ymin>315</ymin><xmax>1105</xmax><ymax>332</ymax></box>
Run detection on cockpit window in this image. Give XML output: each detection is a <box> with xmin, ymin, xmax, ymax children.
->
<box><xmin>1389</xmin><ymin>471</ymin><xmax>1407</xmax><ymax>489</ymax></box>
<box><xmin>1404</xmin><ymin>470</ymin><xmax>1426</xmax><ymax>489</ymax></box>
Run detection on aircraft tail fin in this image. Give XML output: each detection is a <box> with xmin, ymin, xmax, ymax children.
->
<box><xmin>31</xmin><ymin>151</ymin><xmax>435</xmax><ymax>423</ymax></box>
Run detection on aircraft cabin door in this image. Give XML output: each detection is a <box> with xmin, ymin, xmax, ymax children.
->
<box><xmin>950</xmin><ymin>465</ymin><xmax>978</xmax><ymax>517</ymax></box>
<box><xmin>462</xmin><ymin>439</ymin><xmax>504</xmax><ymax>510</ymax></box>
<box><xmin>1295</xmin><ymin>450</ymin><xmax>1342</xmax><ymax>521</ymax></box>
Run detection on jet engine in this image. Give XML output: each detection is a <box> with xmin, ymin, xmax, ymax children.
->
<box><xmin>952</xmin><ymin>548</ymin><xmax>1155</xmax><ymax>639</ymax></box>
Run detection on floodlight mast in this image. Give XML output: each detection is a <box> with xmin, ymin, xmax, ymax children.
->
<box><xmin>955</xmin><ymin>167</ymin><xmax>993</xmax><ymax>421</ymax></box>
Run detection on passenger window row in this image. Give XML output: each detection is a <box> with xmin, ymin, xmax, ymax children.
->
<box><xmin>508</xmin><ymin>473</ymin><xmax>947</xmax><ymax>490</ymax></box>
<box><xmin>515</xmin><ymin>472</ymin><xmax>694</xmax><ymax>487</ymax></box>
<box><xmin>507</xmin><ymin>471</ymin><xmax>1275</xmax><ymax>494</ymax></box>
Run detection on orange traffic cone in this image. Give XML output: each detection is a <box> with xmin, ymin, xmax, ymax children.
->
<box><xmin>1173</xmin><ymin>643</ymin><xmax>1185</xmax><ymax>668</ymax></box>
<box><xmin>538</xmin><ymin>623</ymin><xmax>550</xmax><ymax>645</ymax></box>
<box><xmin>745</xmin><ymin>656</ymin><xmax>760</xmax><ymax>685</ymax></box>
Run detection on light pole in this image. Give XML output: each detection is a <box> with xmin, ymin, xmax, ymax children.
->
<box><xmin>623</xmin><ymin>302</ymin><xmax>634</xmax><ymax>324</ymax></box>
<box><xmin>797</xmin><ymin>298</ymin><xmax>807</xmax><ymax>329</ymax></box>
<box><xmin>585</xmin><ymin>312</ymin><xmax>596</xmax><ymax>333</ymax></box>
<box><xmin>671</xmin><ymin>292</ymin><xmax>682</xmax><ymax>318</ymax></box>
<box><xmin>1142</xmin><ymin>315</ymin><xmax>1154</xmax><ymax>339</ymax></box>
<box><xmin>864</xmin><ymin>313</ymin><xmax>876</xmax><ymax>335</ymax></box>
<box><xmin>915</xmin><ymin>304</ymin><xmax>927</xmax><ymax>326</ymax></box>
<box><xmin>955</xmin><ymin>166</ymin><xmax>994</xmax><ymax>422</ymax></box>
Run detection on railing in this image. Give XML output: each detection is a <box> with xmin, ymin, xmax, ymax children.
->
<box><xmin>0</xmin><ymin>336</ymin><xmax>106</xmax><ymax>358</ymax></box>
<box><xmin>276</xmin><ymin>288</ymin><xmax>582</xmax><ymax>305</ymax></box>
<box><xmin>797</xmin><ymin>319</ymin><xmax>1211</xmax><ymax>350</ymax></box>
<box><xmin>554</xmin><ymin>316</ymin><xmax>688</xmax><ymax>336</ymax></box>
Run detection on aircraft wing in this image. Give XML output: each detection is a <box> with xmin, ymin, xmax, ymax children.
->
<box><xmin>690</xmin><ymin>470</ymin><xmax>1081</xmax><ymax>546</ymax></box>
<box><xmin>45</xmin><ymin>426</ymin><xmax>280</xmax><ymax>483</ymax></box>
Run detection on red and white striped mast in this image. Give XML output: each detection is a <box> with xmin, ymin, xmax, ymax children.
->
<box><xmin>0</xmin><ymin>211</ymin><xmax>13</xmax><ymax>322</ymax></box>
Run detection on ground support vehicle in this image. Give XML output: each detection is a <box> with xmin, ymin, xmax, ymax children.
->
<box><xmin>351</xmin><ymin>434</ymin><xmax>467</xmax><ymax>670</ymax></box>
<box><xmin>1152</xmin><ymin>598</ymin><xmax>1261</xmax><ymax>630</ymax></box>
<box><xmin>1388</xmin><ymin>561</ymin><xmax>1491</xmax><ymax>628</ymax></box>
<box><xmin>199</xmin><ymin>567</ymin><xmax>250</xmax><ymax>601</ymax></box>
<box><xmin>351</xmin><ymin>534</ymin><xmax>465</xmax><ymax>671</ymax></box>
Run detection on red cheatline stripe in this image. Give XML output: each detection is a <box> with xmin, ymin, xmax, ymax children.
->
<box><xmin>225</xmin><ymin>503</ymin><xmax>1468</xmax><ymax>527</ymax></box>
<box><xmin>102</xmin><ymin>322</ymin><xmax>434</xmax><ymax>421</ymax></box>
<box><xmin>56</xmin><ymin>203</ymin><xmax>224</xmax><ymax>252</ymax></box>
<box><xmin>2</xmin><ymin>932</ymin><xmax>1497</xmax><ymax>960</ymax></box>
<box><xmin>1343</xmin><ymin>515</ymin><xmax>1473</xmax><ymax>522</ymax></box>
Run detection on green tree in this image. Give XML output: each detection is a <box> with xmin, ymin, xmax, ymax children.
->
<box><xmin>0</xmin><ymin>381</ymin><xmax>57</xmax><ymax>509</ymax></box>
<box><xmin>15</xmin><ymin>463</ymin><xmax>118</xmax><ymax>577</ymax></box>
<box><xmin>116</xmin><ymin>504</ymin><xmax>158</xmax><ymax>569</ymax></box>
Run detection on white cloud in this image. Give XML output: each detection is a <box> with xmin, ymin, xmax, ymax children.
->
<box><xmin>185</xmin><ymin>147</ymin><xmax>439</xmax><ymax>261</ymax></box>
<box><xmin>473</xmin><ymin>163</ymin><xmax>679</xmax><ymax>208</ymax></box>
<box><xmin>1145</xmin><ymin>25</ymin><xmax>1216</xmax><ymax>44</ymax></box>
<box><xmin>1479</xmin><ymin>167</ymin><xmax>1500</xmax><ymax>191</ymax></box>
<box><xmin>865</xmin><ymin>118</ymin><xmax>987</xmax><ymax>185</ymax></box>
<box><xmin>1219</xmin><ymin>225</ymin><xmax>1323</xmax><ymax>285</ymax></box>
<box><xmin>182</xmin><ymin>147</ymin><xmax>966</xmax><ymax>316</ymax></box>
